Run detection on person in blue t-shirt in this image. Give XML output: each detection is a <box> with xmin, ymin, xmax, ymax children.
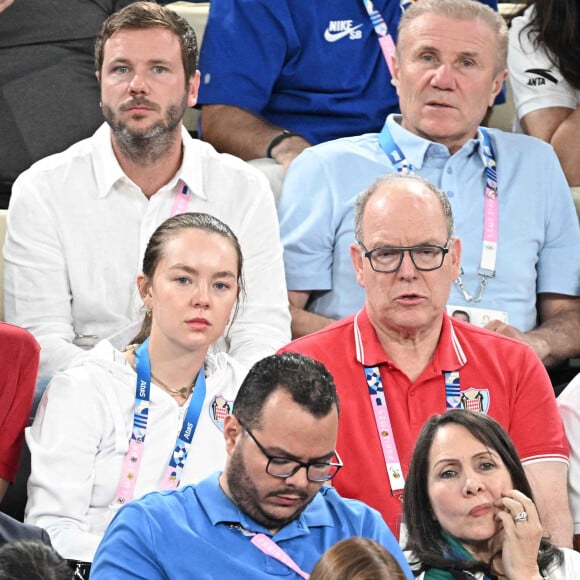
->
<box><xmin>91</xmin><ymin>353</ymin><xmax>413</xmax><ymax>580</ymax></box>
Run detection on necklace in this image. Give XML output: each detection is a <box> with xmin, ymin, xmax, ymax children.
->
<box><xmin>124</xmin><ymin>344</ymin><xmax>195</xmax><ymax>398</ymax></box>
<box><xmin>150</xmin><ymin>371</ymin><xmax>195</xmax><ymax>398</ymax></box>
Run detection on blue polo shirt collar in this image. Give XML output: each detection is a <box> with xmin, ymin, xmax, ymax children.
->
<box><xmin>197</xmin><ymin>473</ymin><xmax>335</xmax><ymax>541</ymax></box>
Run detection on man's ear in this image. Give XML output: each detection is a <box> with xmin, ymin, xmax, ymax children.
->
<box><xmin>187</xmin><ymin>70</ymin><xmax>201</xmax><ymax>108</ymax></box>
<box><xmin>223</xmin><ymin>414</ymin><xmax>244</xmax><ymax>456</ymax></box>
<box><xmin>391</xmin><ymin>55</ymin><xmax>401</xmax><ymax>95</ymax></box>
<box><xmin>489</xmin><ymin>69</ymin><xmax>508</xmax><ymax>107</ymax></box>
<box><xmin>350</xmin><ymin>243</ymin><xmax>366</xmax><ymax>288</ymax></box>
<box><xmin>449</xmin><ymin>237</ymin><xmax>462</xmax><ymax>280</ymax></box>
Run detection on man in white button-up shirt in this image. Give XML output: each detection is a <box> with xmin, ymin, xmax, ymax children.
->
<box><xmin>3</xmin><ymin>2</ymin><xmax>290</xmax><ymax>378</ymax></box>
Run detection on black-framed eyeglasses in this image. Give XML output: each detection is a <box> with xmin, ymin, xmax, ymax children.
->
<box><xmin>239</xmin><ymin>422</ymin><xmax>343</xmax><ymax>482</ymax></box>
<box><xmin>360</xmin><ymin>242</ymin><xmax>450</xmax><ymax>273</ymax></box>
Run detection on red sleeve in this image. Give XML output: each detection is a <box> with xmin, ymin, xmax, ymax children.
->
<box><xmin>0</xmin><ymin>323</ymin><xmax>40</xmax><ymax>482</ymax></box>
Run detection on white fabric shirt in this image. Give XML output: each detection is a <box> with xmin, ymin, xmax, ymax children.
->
<box><xmin>24</xmin><ymin>340</ymin><xmax>246</xmax><ymax>562</ymax></box>
<box><xmin>557</xmin><ymin>372</ymin><xmax>580</xmax><ymax>535</ymax></box>
<box><xmin>4</xmin><ymin>123</ymin><xmax>290</xmax><ymax>376</ymax></box>
<box><xmin>508</xmin><ymin>6</ymin><xmax>580</xmax><ymax>125</ymax></box>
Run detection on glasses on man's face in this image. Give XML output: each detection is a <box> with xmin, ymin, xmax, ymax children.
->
<box><xmin>361</xmin><ymin>242</ymin><xmax>450</xmax><ymax>273</ymax></box>
<box><xmin>239</xmin><ymin>422</ymin><xmax>343</xmax><ymax>483</ymax></box>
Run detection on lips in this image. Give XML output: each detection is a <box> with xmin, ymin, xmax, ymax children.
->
<box><xmin>426</xmin><ymin>100</ymin><xmax>455</xmax><ymax>109</ymax></box>
<box><xmin>394</xmin><ymin>293</ymin><xmax>425</xmax><ymax>305</ymax></box>
<box><xmin>186</xmin><ymin>317</ymin><xmax>210</xmax><ymax>330</ymax></box>
<box><xmin>469</xmin><ymin>503</ymin><xmax>492</xmax><ymax>517</ymax></box>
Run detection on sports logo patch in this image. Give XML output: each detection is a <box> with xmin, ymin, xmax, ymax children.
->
<box><xmin>458</xmin><ymin>388</ymin><xmax>490</xmax><ymax>414</ymax></box>
<box><xmin>210</xmin><ymin>395</ymin><xmax>233</xmax><ymax>431</ymax></box>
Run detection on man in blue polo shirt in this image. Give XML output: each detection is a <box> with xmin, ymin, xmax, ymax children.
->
<box><xmin>278</xmin><ymin>0</ymin><xmax>580</xmax><ymax>368</ymax></box>
<box><xmin>196</xmin><ymin>0</ymin><xmax>497</xmax><ymax>174</ymax></box>
<box><xmin>90</xmin><ymin>353</ymin><xmax>412</xmax><ymax>580</ymax></box>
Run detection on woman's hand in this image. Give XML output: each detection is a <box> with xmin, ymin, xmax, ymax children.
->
<box><xmin>494</xmin><ymin>489</ymin><xmax>545</xmax><ymax>580</ymax></box>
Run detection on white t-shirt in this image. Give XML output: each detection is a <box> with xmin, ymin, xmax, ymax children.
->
<box><xmin>557</xmin><ymin>372</ymin><xmax>580</xmax><ymax>535</ymax></box>
<box><xmin>508</xmin><ymin>5</ymin><xmax>580</xmax><ymax>126</ymax></box>
<box><xmin>25</xmin><ymin>340</ymin><xmax>247</xmax><ymax>562</ymax></box>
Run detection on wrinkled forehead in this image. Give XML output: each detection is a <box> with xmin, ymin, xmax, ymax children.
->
<box><xmin>398</xmin><ymin>12</ymin><xmax>499</xmax><ymax>59</ymax></box>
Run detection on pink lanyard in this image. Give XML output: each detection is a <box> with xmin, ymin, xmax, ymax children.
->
<box><xmin>170</xmin><ymin>180</ymin><xmax>190</xmax><ymax>216</ymax></box>
<box><xmin>230</xmin><ymin>524</ymin><xmax>310</xmax><ymax>579</ymax></box>
<box><xmin>360</xmin><ymin>0</ymin><xmax>397</xmax><ymax>77</ymax></box>
<box><xmin>112</xmin><ymin>339</ymin><xmax>206</xmax><ymax>507</ymax></box>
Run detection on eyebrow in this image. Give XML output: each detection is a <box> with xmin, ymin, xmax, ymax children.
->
<box><xmin>432</xmin><ymin>450</ymin><xmax>497</xmax><ymax>469</ymax></box>
<box><xmin>169</xmin><ymin>264</ymin><xmax>236</xmax><ymax>279</ymax></box>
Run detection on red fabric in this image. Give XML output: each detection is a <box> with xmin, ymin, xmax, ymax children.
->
<box><xmin>280</xmin><ymin>308</ymin><xmax>568</xmax><ymax>536</ymax></box>
<box><xmin>0</xmin><ymin>322</ymin><xmax>39</xmax><ymax>482</ymax></box>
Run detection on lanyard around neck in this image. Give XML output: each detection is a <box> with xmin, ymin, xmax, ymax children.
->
<box><xmin>365</xmin><ymin>366</ymin><xmax>461</xmax><ymax>494</ymax></box>
<box><xmin>170</xmin><ymin>180</ymin><xmax>190</xmax><ymax>217</ymax></box>
<box><xmin>378</xmin><ymin>124</ymin><xmax>498</xmax><ymax>303</ymax></box>
<box><xmin>229</xmin><ymin>524</ymin><xmax>310</xmax><ymax>579</ymax></box>
<box><xmin>113</xmin><ymin>338</ymin><xmax>207</xmax><ymax>506</ymax></box>
<box><xmin>359</xmin><ymin>0</ymin><xmax>397</xmax><ymax>77</ymax></box>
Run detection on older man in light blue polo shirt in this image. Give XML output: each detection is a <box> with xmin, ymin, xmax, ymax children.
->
<box><xmin>278</xmin><ymin>0</ymin><xmax>580</xmax><ymax>368</ymax></box>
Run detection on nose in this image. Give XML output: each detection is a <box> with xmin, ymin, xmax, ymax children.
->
<box><xmin>284</xmin><ymin>465</ymin><xmax>310</xmax><ymax>489</ymax></box>
<box><xmin>396</xmin><ymin>250</ymin><xmax>418</xmax><ymax>280</ymax></box>
<box><xmin>463</xmin><ymin>474</ymin><xmax>485</xmax><ymax>496</ymax></box>
<box><xmin>192</xmin><ymin>283</ymin><xmax>210</xmax><ymax>308</ymax></box>
<box><xmin>431</xmin><ymin>64</ymin><xmax>455</xmax><ymax>90</ymax></box>
<box><xmin>128</xmin><ymin>72</ymin><xmax>148</xmax><ymax>95</ymax></box>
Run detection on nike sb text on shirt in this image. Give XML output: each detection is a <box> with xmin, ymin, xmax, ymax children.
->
<box><xmin>324</xmin><ymin>20</ymin><xmax>363</xmax><ymax>42</ymax></box>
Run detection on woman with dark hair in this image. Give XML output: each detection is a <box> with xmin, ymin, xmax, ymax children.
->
<box><xmin>508</xmin><ymin>0</ymin><xmax>580</xmax><ymax>187</ymax></box>
<box><xmin>25</xmin><ymin>212</ymin><xmax>247</xmax><ymax>569</ymax></box>
<box><xmin>404</xmin><ymin>409</ymin><xmax>580</xmax><ymax>579</ymax></box>
<box><xmin>310</xmin><ymin>537</ymin><xmax>407</xmax><ymax>580</ymax></box>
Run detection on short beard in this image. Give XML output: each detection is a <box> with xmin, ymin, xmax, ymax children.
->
<box><xmin>226</xmin><ymin>444</ymin><xmax>312</xmax><ymax>531</ymax></box>
<box><xmin>103</xmin><ymin>95</ymin><xmax>187</xmax><ymax>164</ymax></box>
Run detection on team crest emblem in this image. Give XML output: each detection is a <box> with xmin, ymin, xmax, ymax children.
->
<box><xmin>210</xmin><ymin>395</ymin><xmax>233</xmax><ymax>431</ymax></box>
<box><xmin>458</xmin><ymin>388</ymin><xmax>490</xmax><ymax>414</ymax></box>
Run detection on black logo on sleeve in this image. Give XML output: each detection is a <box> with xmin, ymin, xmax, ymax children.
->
<box><xmin>524</xmin><ymin>68</ymin><xmax>559</xmax><ymax>86</ymax></box>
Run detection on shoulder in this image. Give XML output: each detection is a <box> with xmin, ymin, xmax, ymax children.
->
<box><xmin>0</xmin><ymin>322</ymin><xmax>39</xmax><ymax>357</ymax></box>
<box><xmin>547</xmin><ymin>547</ymin><xmax>580</xmax><ymax>578</ymax></box>
<box><xmin>299</xmin><ymin>133</ymin><xmax>381</xmax><ymax>165</ymax></box>
<box><xmin>279</xmin><ymin>317</ymin><xmax>355</xmax><ymax>356</ymax></box>
<box><xmin>451</xmin><ymin>319</ymin><xmax>530</xmax><ymax>351</ymax></box>
<box><xmin>0</xmin><ymin>512</ymin><xmax>50</xmax><ymax>545</ymax></box>
<box><xmin>487</xmin><ymin>129</ymin><xmax>562</xmax><ymax>169</ymax></box>
<box><xmin>205</xmin><ymin>352</ymin><xmax>249</xmax><ymax>388</ymax></box>
<box><xmin>189</xmin><ymin>138</ymin><xmax>271</xmax><ymax>189</ymax></box>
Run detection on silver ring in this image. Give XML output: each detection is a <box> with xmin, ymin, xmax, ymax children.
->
<box><xmin>513</xmin><ymin>511</ymin><xmax>528</xmax><ymax>522</ymax></box>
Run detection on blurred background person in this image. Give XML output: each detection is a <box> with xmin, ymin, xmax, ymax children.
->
<box><xmin>0</xmin><ymin>323</ymin><xmax>39</xmax><ymax>502</ymax></box>
<box><xmin>508</xmin><ymin>0</ymin><xmax>580</xmax><ymax>189</ymax></box>
<box><xmin>310</xmin><ymin>537</ymin><xmax>407</xmax><ymax>580</ymax></box>
<box><xmin>0</xmin><ymin>0</ymin><xmax>139</xmax><ymax>208</ymax></box>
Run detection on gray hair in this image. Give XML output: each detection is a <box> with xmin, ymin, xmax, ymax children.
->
<box><xmin>353</xmin><ymin>173</ymin><xmax>454</xmax><ymax>246</ymax></box>
<box><xmin>397</xmin><ymin>0</ymin><xmax>508</xmax><ymax>74</ymax></box>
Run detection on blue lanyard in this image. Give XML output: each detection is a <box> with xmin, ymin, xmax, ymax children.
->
<box><xmin>377</xmin><ymin>123</ymin><xmax>499</xmax><ymax>303</ymax></box>
<box><xmin>113</xmin><ymin>338</ymin><xmax>207</xmax><ymax>505</ymax></box>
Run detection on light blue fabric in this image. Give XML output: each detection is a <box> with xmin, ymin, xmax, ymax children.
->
<box><xmin>197</xmin><ymin>0</ymin><xmax>498</xmax><ymax>145</ymax></box>
<box><xmin>90</xmin><ymin>472</ymin><xmax>412</xmax><ymax>579</ymax></box>
<box><xmin>278</xmin><ymin>115</ymin><xmax>580</xmax><ymax>332</ymax></box>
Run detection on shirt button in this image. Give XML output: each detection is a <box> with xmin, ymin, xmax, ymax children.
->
<box><xmin>447</xmin><ymin>167</ymin><xmax>453</xmax><ymax>174</ymax></box>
